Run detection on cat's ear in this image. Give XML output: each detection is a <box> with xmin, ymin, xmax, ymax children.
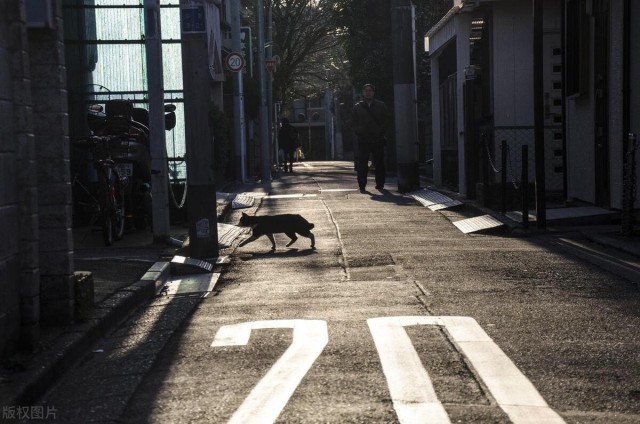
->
<box><xmin>242</xmin><ymin>212</ymin><xmax>247</xmax><ymax>217</ymax></box>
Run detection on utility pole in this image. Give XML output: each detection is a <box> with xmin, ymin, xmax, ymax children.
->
<box><xmin>231</xmin><ymin>0</ymin><xmax>247</xmax><ymax>182</ymax></box>
<box><xmin>255</xmin><ymin>0</ymin><xmax>271</xmax><ymax>181</ymax></box>
<box><xmin>143</xmin><ymin>0</ymin><xmax>170</xmax><ymax>242</ymax></box>
<box><xmin>533</xmin><ymin>0</ymin><xmax>546</xmax><ymax>228</ymax></box>
<box><xmin>180</xmin><ymin>0</ymin><xmax>218</xmax><ymax>259</ymax></box>
<box><xmin>390</xmin><ymin>0</ymin><xmax>420</xmax><ymax>193</ymax></box>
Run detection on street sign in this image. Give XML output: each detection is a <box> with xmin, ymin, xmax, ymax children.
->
<box><xmin>225</xmin><ymin>52</ymin><xmax>245</xmax><ymax>72</ymax></box>
<box><xmin>180</xmin><ymin>6</ymin><xmax>206</xmax><ymax>34</ymax></box>
<box><xmin>240</xmin><ymin>26</ymin><xmax>252</xmax><ymax>77</ymax></box>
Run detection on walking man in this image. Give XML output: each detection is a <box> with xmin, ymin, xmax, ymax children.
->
<box><xmin>352</xmin><ymin>83</ymin><xmax>389</xmax><ymax>192</ymax></box>
<box><xmin>279</xmin><ymin>118</ymin><xmax>299</xmax><ymax>173</ymax></box>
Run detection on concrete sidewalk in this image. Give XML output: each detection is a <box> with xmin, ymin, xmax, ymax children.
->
<box><xmin>0</xmin><ymin>182</ymin><xmax>249</xmax><ymax>409</ymax></box>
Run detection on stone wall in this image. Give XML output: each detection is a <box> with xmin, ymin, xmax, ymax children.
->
<box><xmin>0</xmin><ymin>0</ymin><xmax>73</xmax><ymax>358</ymax></box>
<box><xmin>28</xmin><ymin>1</ymin><xmax>74</xmax><ymax>326</ymax></box>
<box><xmin>0</xmin><ymin>0</ymin><xmax>39</xmax><ymax>356</ymax></box>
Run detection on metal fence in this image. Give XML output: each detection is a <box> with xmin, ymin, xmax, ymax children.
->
<box><xmin>479</xmin><ymin>125</ymin><xmax>564</xmax><ymax>214</ymax></box>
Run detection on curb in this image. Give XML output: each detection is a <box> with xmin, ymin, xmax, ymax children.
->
<box><xmin>2</xmin><ymin>270</ymin><xmax>167</xmax><ymax>407</ymax></box>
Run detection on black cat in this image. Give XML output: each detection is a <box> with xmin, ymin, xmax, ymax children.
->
<box><xmin>238</xmin><ymin>212</ymin><xmax>315</xmax><ymax>251</ymax></box>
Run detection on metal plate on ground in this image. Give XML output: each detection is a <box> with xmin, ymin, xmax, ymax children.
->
<box><xmin>428</xmin><ymin>200</ymin><xmax>463</xmax><ymax>211</ymax></box>
<box><xmin>171</xmin><ymin>255</ymin><xmax>214</xmax><ymax>274</ymax></box>
<box><xmin>232</xmin><ymin>193</ymin><xmax>255</xmax><ymax>209</ymax></box>
<box><xmin>408</xmin><ymin>189</ymin><xmax>461</xmax><ymax>210</ymax></box>
<box><xmin>218</xmin><ymin>223</ymin><xmax>246</xmax><ymax>247</ymax></box>
<box><xmin>453</xmin><ymin>214</ymin><xmax>504</xmax><ymax>234</ymax></box>
<box><xmin>163</xmin><ymin>273</ymin><xmax>220</xmax><ymax>296</ymax></box>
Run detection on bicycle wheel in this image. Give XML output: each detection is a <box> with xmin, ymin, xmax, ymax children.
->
<box><xmin>112</xmin><ymin>172</ymin><xmax>126</xmax><ymax>240</ymax></box>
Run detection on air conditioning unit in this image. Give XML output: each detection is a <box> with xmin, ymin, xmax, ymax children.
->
<box><xmin>26</xmin><ymin>0</ymin><xmax>54</xmax><ymax>29</ymax></box>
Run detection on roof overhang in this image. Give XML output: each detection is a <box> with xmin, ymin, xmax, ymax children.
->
<box><xmin>424</xmin><ymin>4</ymin><xmax>462</xmax><ymax>55</ymax></box>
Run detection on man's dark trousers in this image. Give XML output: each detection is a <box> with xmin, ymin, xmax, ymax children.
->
<box><xmin>356</xmin><ymin>141</ymin><xmax>385</xmax><ymax>189</ymax></box>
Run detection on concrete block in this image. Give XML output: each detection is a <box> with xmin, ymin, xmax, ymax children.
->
<box><xmin>20</xmin><ymin>294</ymin><xmax>40</xmax><ymax>325</ymax></box>
<box><xmin>19</xmin><ymin>212</ymin><xmax>39</xmax><ymax>241</ymax></box>
<box><xmin>39</xmin><ymin>227</ymin><xmax>73</xmax><ymax>251</ymax></box>
<box><xmin>19</xmin><ymin>241</ymin><xmax>39</xmax><ymax>269</ymax></box>
<box><xmin>0</xmin><ymin>153</ymin><xmax>18</xmax><ymax>204</ymax></box>
<box><xmin>18</xmin><ymin>186</ymin><xmax>38</xmax><ymax>214</ymax></box>
<box><xmin>74</xmin><ymin>271</ymin><xmax>94</xmax><ymax>322</ymax></box>
<box><xmin>0</xmin><ymin>101</ymin><xmax>15</xmax><ymax>144</ymax></box>
<box><xmin>16</xmin><ymin>132</ymin><xmax>36</xmax><ymax>159</ymax></box>
<box><xmin>40</xmin><ymin>273</ymin><xmax>74</xmax><ymax>301</ymax></box>
<box><xmin>17</xmin><ymin>158</ymin><xmax>38</xmax><ymax>187</ymax></box>
<box><xmin>38</xmin><ymin>204</ymin><xmax>72</xmax><ymax>228</ymax></box>
<box><xmin>40</xmin><ymin>298</ymin><xmax>74</xmax><ymax>326</ymax></box>
<box><xmin>39</xmin><ymin>251</ymin><xmax>73</xmax><ymax>275</ymax></box>
<box><xmin>0</xmin><ymin>205</ymin><xmax>19</xmax><ymax>260</ymax></box>
<box><xmin>33</xmin><ymin>112</ymin><xmax>68</xmax><ymax>137</ymax></box>
<box><xmin>20</xmin><ymin>268</ymin><xmax>40</xmax><ymax>297</ymax></box>
<box><xmin>38</xmin><ymin>182</ymin><xmax>72</xmax><ymax>206</ymax></box>
<box><xmin>37</xmin><ymin>158</ymin><xmax>71</xmax><ymax>186</ymax></box>
<box><xmin>35</xmin><ymin>133</ymin><xmax>70</xmax><ymax>160</ymax></box>
<box><xmin>31</xmin><ymin>65</ymin><xmax>67</xmax><ymax>88</ymax></box>
<box><xmin>0</xmin><ymin>257</ymin><xmax>20</xmax><ymax>312</ymax></box>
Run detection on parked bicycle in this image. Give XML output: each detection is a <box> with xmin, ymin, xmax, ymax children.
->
<box><xmin>72</xmin><ymin>135</ymin><xmax>127</xmax><ymax>246</ymax></box>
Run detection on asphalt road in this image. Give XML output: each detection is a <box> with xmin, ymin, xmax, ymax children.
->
<box><xmin>36</xmin><ymin>162</ymin><xmax>640</xmax><ymax>423</ymax></box>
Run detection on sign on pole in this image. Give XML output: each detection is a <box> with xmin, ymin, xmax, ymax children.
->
<box><xmin>225</xmin><ymin>52</ymin><xmax>245</xmax><ymax>72</ymax></box>
<box><xmin>240</xmin><ymin>26</ymin><xmax>253</xmax><ymax>77</ymax></box>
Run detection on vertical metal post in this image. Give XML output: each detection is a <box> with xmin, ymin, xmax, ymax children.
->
<box><xmin>255</xmin><ymin>0</ymin><xmax>271</xmax><ymax>181</ymax></box>
<box><xmin>144</xmin><ymin>0</ymin><xmax>170</xmax><ymax>242</ymax></box>
<box><xmin>522</xmin><ymin>145</ymin><xmax>529</xmax><ymax>229</ymax></box>
<box><xmin>533</xmin><ymin>0</ymin><xmax>547</xmax><ymax>228</ymax></box>
<box><xmin>501</xmin><ymin>140</ymin><xmax>507</xmax><ymax>214</ymax></box>
<box><xmin>622</xmin><ymin>133</ymin><xmax>637</xmax><ymax>235</ymax></box>
<box><xmin>231</xmin><ymin>0</ymin><xmax>247</xmax><ymax>182</ymax></box>
<box><xmin>391</xmin><ymin>0</ymin><xmax>420</xmax><ymax>193</ymax></box>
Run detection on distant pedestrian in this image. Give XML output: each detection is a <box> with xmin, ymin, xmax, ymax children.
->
<box><xmin>352</xmin><ymin>83</ymin><xmax>389</xmax><ymax>192</ymax></box>
<box><xmin>279</xmin><ymin>118</ymin><xmax>299</xmax><ymax>173</ymax></box>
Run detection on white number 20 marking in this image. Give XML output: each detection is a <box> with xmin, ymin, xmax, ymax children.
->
<box><xmin>211</xmin><ymin>320</ymin><xmax>328</xmax><ymax>424</ymax></box>
<box><xmin>367</xmin><ymin>316</ymin><xmax>565</xmax><ymax>424</ymax></box>
<box><xmin>212</xmin><ymin>317</ymin><xmax>565</xmax><ymax>424</ymax></box>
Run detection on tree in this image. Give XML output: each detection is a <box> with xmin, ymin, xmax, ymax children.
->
<box><xmin>269</xmin><ymin>0</ymin><xmax>347</xmax><ymax>109</ymax></box>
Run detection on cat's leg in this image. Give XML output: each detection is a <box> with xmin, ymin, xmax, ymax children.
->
<box><xmin>298</xmin><ymin>230</ymin><xmax>315</xmax><ymax>249</ymax></box>
<box><xmin>266</xmin><ymin>233</ymin><xmax>277</xmax><ymax>250</ymax></box>
<box><xmin>285</xmin><ymin>232</ymin><xmax>298</xmax><ymax>247</ymax></box>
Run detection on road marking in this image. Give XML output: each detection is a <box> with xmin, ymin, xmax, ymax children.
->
<box><xmin>368</xmin><ymin>317</ymin><xmax>450</xmax><ymax>423</ymax></box>
<box><xmin>211</xmin><ymin>319</ymin><xmax>328</xmax><ymax>424</ymax></box>
<box><xmin>367</xmin><ymin>316</ymin><xmax>565</xmax><ymax>424</ymax></box>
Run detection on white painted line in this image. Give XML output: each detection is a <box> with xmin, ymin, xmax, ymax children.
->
<box><xmin>211</xmin><ymin>320</ymin><xmax>328</xmax><ymax>424</ymax></box>
<box><xmin>368</xmin><ymin>316</ymin><xmax>565</xmax><ymax>424</ymax></box>
<box><xmin>368</xmin><ymin>317</ymin><xmax>451</xmax><ymax>424</ymax></box>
